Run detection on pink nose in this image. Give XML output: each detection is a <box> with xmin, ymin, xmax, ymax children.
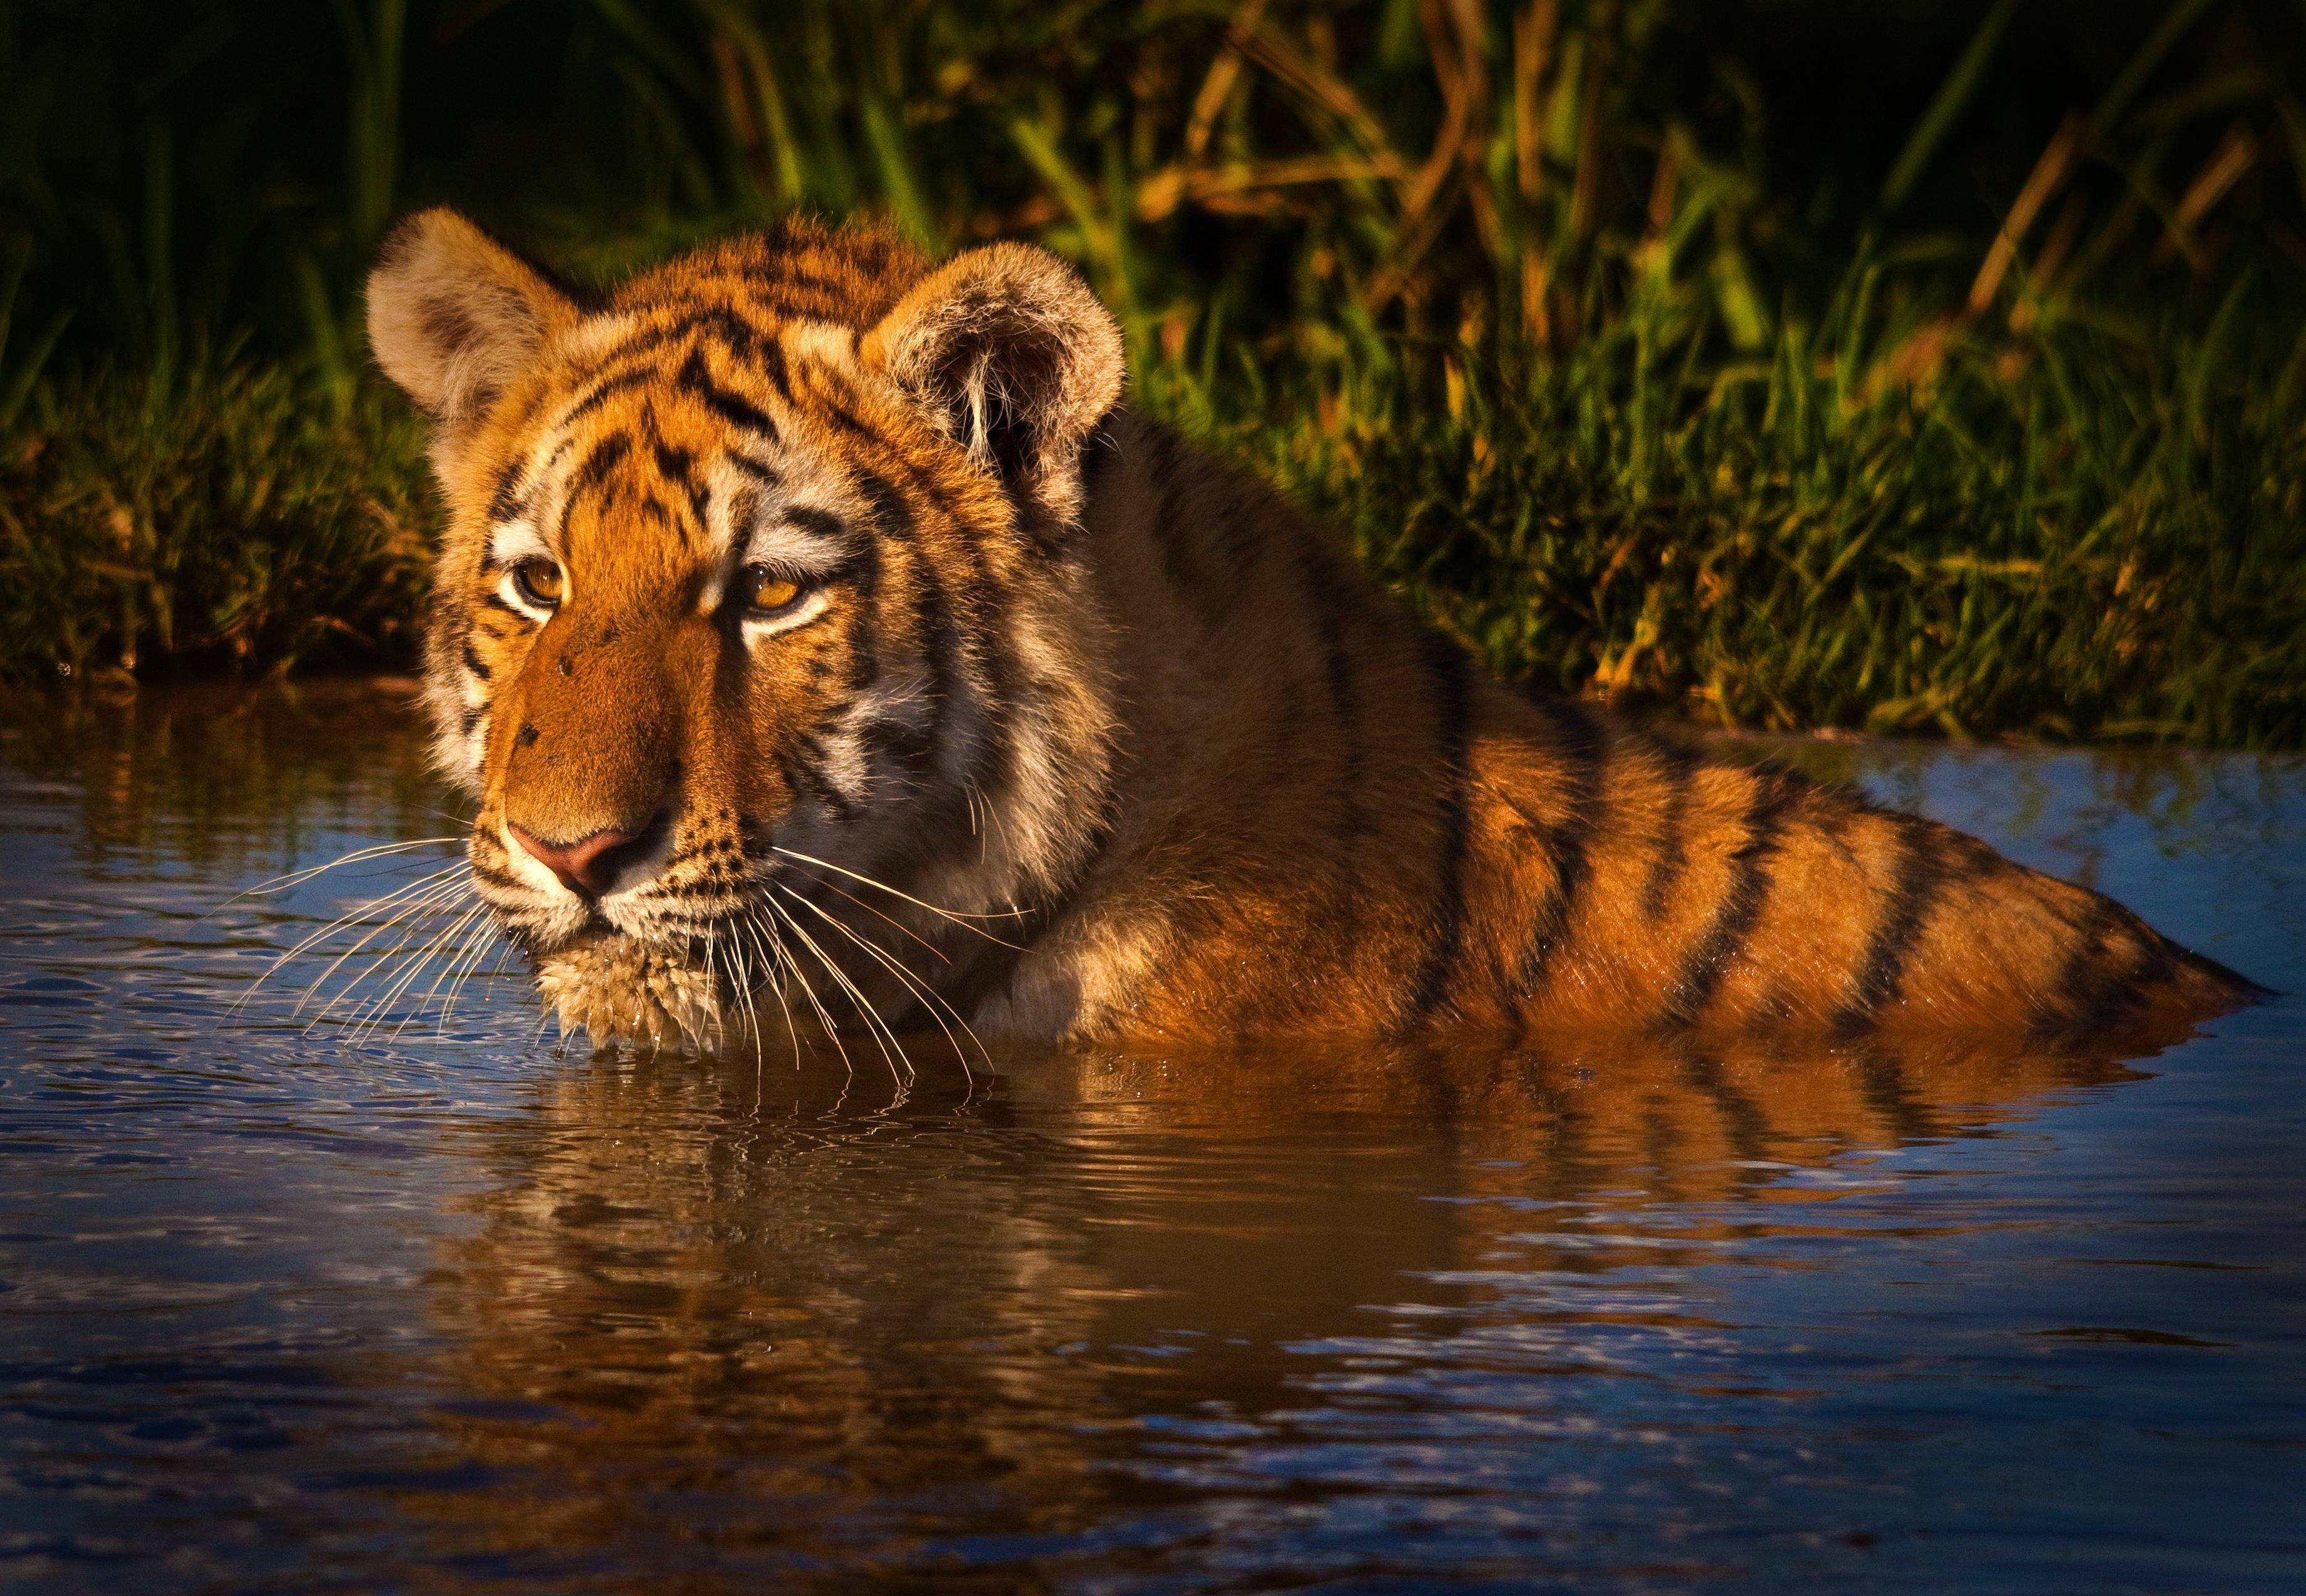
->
<box><xmin>509</xmin><ymin>823</ymin><xmax>644</xmax><ymax>898</ymax></box>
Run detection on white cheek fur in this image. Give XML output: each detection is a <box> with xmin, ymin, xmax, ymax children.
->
<box><xmin>488</xmin><ymin>520</ymin><xmax>553</xmax><ymax>565</ymax></box>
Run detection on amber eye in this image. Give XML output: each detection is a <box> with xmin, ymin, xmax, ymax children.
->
<box><xmin>733</xmin><ymin>565</ymin><xmax>809</xmax><ymax>619</ymax></box>
<box><xmin>510</xmin><ymin>557</ymin><xmax>565</xmax><ymax>610</ymax></box>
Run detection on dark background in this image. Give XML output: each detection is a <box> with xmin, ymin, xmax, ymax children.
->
<box><xmin>6</xmin><ymin>0</ymin><xmax>2302</xmax><ymax>365</ymax></box>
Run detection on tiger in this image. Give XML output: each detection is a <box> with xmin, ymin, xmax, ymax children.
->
<box><xmin>363</xmin><ymin>207</ymin><xmax>2263</xmax><ymax>1056</ymax></box>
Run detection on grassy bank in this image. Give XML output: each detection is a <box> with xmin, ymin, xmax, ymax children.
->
<box><xmin>1</xmin><ymin>363</ymin><xmax>432</xmax><ymax>682</ymax></box>
<box><xmin>1232</xmin><ymin>293</ymin><xmax>2306</xmax><ymax>746</ymax></box>
<box><xmin>3</xmin><ymin>1</ymin><xmax>2303</xmax><ymax>743</ymax></box>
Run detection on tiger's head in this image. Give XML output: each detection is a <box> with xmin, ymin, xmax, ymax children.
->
<box><xmin>366</xmin><ymin>210</ymin><xmax>1124</xmax><ymax>1048</ymax></box>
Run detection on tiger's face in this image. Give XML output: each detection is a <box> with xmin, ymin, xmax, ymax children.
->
<box><xmin>367</xmin><ymin>212</ymin><xmax>1124</xmax><ymax>1046</ymax></box>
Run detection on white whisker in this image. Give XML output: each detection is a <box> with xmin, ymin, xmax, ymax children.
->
<box><xmin>402</xmin><ymin>903</ymin><xmax>498</xmax><ymax>1040</ymax></box>
<box><xmin>230</xmin><ymin>863</ymin><xmax>468</xmax><ymax>1016</ymax></box>
<box><xmin>768</xmin><ymin>846</ymin><xmax>1028</xmax><ymax>945</ymax></box>
<box><xmin>437</xmin><ymin>911</ymin><xmax>508</xmax><ymax>1029</ymax></box>
<box><xmin>204</xmin><ymin>837</ymin><xmax>465</xmax><ymax>923</ymax></box>
<box><xmin>340</xmin><ymin>896</ymin><xmax>485</xmax><ymax>1041</ymax></box>
<box><xmin>782</xmin><ymin>864</ymin><xmax>954</xmax><ymax>965</ymax></box>
<box><xmin>775</xmin><ymin>883</ymin><xmax>982</xmax><ymax>1084</ymax></box>
<box><xmin>300</xmin><ymin>880</ymin><xmax>473</xmax><ymax>1030</ymax></box>
<box><xmin>745</xmin><ymin>911</ymin><xmax>806</xmax><ymax>1069</ymax></box>
<box><xmin>753</xmin><ymin>904</ymin><xmax>850</xmax><ymax>1076</ymax></box>
<box><xmin>765</xmin><ymin>893</ymin><xmax>913</xmax><ymax>1088</ymax></box>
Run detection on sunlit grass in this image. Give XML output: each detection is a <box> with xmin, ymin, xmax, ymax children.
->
<box><xmin>0</xmin><ymin>363</ymin><xmax>431</xmax><ymax>682</ymax></box>
<box><xmin>1197</xmin><ymin>297</ymin><xmax>2306</xmax><ymax>747</ymax></box>
<box><xmin>1</xmin><ymin>0</ymin><xmax>2300</xmax><ymax>742</ymax></box>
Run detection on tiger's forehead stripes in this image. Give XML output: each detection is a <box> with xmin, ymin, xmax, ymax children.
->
<box><xmin>483</xmin><ymin>354</ymin><xmax>805</xmax><ymax>582</ymax></box>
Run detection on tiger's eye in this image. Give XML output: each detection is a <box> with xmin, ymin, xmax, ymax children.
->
<box><xmin>511</xmin><ymin>558</ymin><xmax>565</xmax><ymax>609</ymax></box>
<box><xmin>736</xmin><ymin>566</ymin><xmax>806</xmax><ymax>616</ymax></box>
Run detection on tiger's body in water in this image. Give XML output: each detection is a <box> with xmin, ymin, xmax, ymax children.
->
<box><xmin>364</xmin><ymin>209</ymin><xmax>2260</xmax><ymax>1054</ymax></box>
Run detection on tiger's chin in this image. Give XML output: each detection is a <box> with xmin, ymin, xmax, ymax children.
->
<box><xmin>532</xmin><ymin>928</ymin><xmax>726</xmax><ymax>1054</ymax></box>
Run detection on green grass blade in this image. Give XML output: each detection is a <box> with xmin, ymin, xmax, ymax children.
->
<box><xmin>1880</xmin><ymin>0</ymin><xmax>2016</xmax><ymax>214</ymax></box>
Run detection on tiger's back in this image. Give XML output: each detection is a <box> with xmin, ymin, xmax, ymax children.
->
<box><xmin>980</xmin><ymin>411</ymin><xmax>2257</xmax><ymax>1048</ymax></box>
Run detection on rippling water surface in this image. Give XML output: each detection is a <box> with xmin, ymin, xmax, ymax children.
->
<box><xmin>2</xmin><ymin>683</ymin><xmax>2302</xmax><ymax>1593</ymax></box>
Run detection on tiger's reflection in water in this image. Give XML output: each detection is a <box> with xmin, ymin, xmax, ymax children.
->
<box><xmin>393</xmin><ymin>1032</ymin><xmax>2146</xmax><ymax>1586</ymax></box>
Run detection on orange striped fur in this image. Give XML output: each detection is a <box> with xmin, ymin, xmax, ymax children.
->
<box><xmin>365</xmin><ymin>211</ymin><xmax>2262</xmax><ymax>1055</ymax></box>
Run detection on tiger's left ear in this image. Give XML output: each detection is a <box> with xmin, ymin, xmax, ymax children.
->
<box><xmin>863</xmin><ymin>243</ymin><xmax>1124</xmax><ymax>535</ymax></box>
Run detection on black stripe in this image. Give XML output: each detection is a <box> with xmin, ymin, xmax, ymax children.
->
<box><xmin>640</xmin><ymin>412</ymin><xmax>702</xmax><ymax>540</ymax></box>
<box><xmin>1514</xmin><ymin>696</ymin><xmax>1610</xmax><ymax>994</ymax></box>
<box><xmin>2100</xmin><ymin>928</ymin><xmax>2178</xmax><ymax>1033</ymax></box>
<box><xmin>487</xmin><ymin>458</ymin><xmax>528</xmax><ymax>523</ymax></box>
<box><xmin>593</xmin><ymin>306</ymin><xmax>765</xmax><ymax>368</ymax></box>
<box><xmin>1641</xmin><ymin>739</ymin><xmax>1702</xmax><ymax>920</ymax></box>
<box><xmin>680</xmin><ymin>475</ymin><xmax>712</xmax><ymax>533</ymax></box>
<box><xmin>676</xmin><ymin>347</ymin><xmax>778</xmax><ymax>439</ymax></box>
<box><xmin>752</xmin><ymin>328</ymin><xmax>792</xmax><ymax>403</ymax></box>
<box><xmin>857</xmin><ymin>708</ymin><xmax>937</xmax><ymax>781</ymax></box>
<box><xmin>750</xmin><ymin>287</ymin><xmax>861</xmax><ymax>327</ymax></box>
<box><xmin>723</xmin><ymin>483</ymin><xmax>766</xmax><ymax>559</ymax></box>
<box><xmin>755</xmin><ymin>266</ymin><xmax>851</xmax><ymax>300</ymax></box>
<box><xmin>647</xmin><ymin>437</ymin><xmax>694</xmax><ymax>495</ymax></box>
<box><xmin>1400</xmin><ymin>632</ymin><xmax>1475</xmax><ymax>1032</ymax></box>
<box><xmin>566</xmin><ymin>431</ymin><xmax>630</xmax><ymax>500</ymax></box>
<box><xmin>784</xmin><ymin>506</ymin><xmax>850</xmax><ymax>545</ymax></box>
<box><xmin>844</xmin><ymin>523</ymin><xmax>885</xmax><ymax>694</ymax></box>
<box><xmin>1855</xmin><ymin>1049</ymin><xmax>1934</xmax><ymax>1142</ymax></box>
<box><xmin>913</xmin><ymin>550</ymin><xmax>962</xmax><ymax>759</ymax></box>
<box><xmin>1661</xmin><ymin>765</ymin><xmax>1802</xmax><ymax>1027</ymax></box>
<box><xmin>815</xmin><ymin>394</ymin><xmax>879</xmax><ymax>446</ymax></box>
<box><xmin>459</xmin><ymin>643</ymin><xmax>492</xmax><ymax>682</ymax></box>
<box><xmin>726</xmin><ymin>453</ymin><xmax>781</xmax><ymax>489</ymax></box>
<box><xmin>1681</xmin><ymin>1053</ymin><xmax>1771</xmax><ymax>1165</ymax></box>
<box><xmin>2033</xmin><ymin>898</ymin><xmax>2179</xmax><ymax>1041</ymax></box>
<box><xmin>1832</xmin><ymin>818</ymin><xmax>1949</xmax><ymax>1035</ymax></box>
<box><xmin>848</xmin><ymin>467</ymin><xmax>915</xmax><ymax>541</ymax></box>
<box><xmin>2028</xmin><ymin>898</ymin><xmax>2123</xmax><ymax>1041</ymax></box>
<box><xmin>777</xmin><ymin>743</ymin><xmax>861</xmax><ymax>825</ymax></box>
<box><xmin>555</xmin><ymin>432</ymin><xmax>630</xmax><ymax>541</ymax></box>
<box><xmin>558</xmin><ymin>366</ymin><xmax>654</xmax><ymax>428</ymax></box>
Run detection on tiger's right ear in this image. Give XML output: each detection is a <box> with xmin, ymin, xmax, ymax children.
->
<box><xmin>862</xmin><ymin>242</ymin><xmax>1124</xmax><ymax>540</ymax></box>
<box><xmin>366</xmin><ymin>208</ymin><xmax>577</xmax><ymax>456</ymax></box>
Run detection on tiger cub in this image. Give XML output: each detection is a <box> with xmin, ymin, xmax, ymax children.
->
<box><xmin>365</xmin><ymin>209</ymin><xmax>2261</xmax><ymax>1053</ymax></box>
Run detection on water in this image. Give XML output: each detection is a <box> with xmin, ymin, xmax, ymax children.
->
<box><xmin>3</xmin><ymin>682</ymin><xmax>2302</xmax><ymax>1594</ymax></box>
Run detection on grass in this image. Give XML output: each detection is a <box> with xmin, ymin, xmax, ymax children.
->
<box><xmin>0</xmin><ymin>363</ymin><xmax>432</xmax><ymax>682</ymax></box>
<box><xmin>1232</xmin><ymin>299</ymin><xmax>2306</xmax><ymax>745</ymax></box>
<box><xmin>2</xmin><ymin>1</ymin><xmax>2303</xmax><ymax>744</ymax></box>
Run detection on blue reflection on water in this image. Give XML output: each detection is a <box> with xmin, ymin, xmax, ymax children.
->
<box><xmin>0</xmin><ymin>688</ymin><xmax>2300</xmax><ymax>1593</ymax></box>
